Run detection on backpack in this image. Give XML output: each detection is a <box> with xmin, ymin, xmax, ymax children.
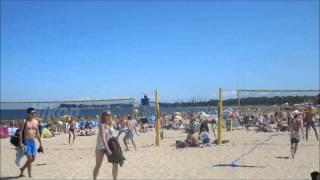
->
<box><xmin>10</xmin><ymin>120</ymin><xmax>27</xmax><ymax>147</ymax></box>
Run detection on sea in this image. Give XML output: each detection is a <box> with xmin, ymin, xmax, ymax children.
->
<box><xmin>0</xmin><ymin>106</ymin><xmax>218</xmax><ymax>120</ymax></box>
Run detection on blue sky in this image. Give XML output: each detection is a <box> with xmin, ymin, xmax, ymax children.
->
<box><xmin>1</xmin><ymin>1</ymin><xmax>319</xmax><ymax>102</ymax></box>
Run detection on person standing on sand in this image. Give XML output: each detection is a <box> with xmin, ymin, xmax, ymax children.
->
<box><xmin>274</xmin><ymin>110</ymin><xmax>282</xmax><ymax>130</ymax></box>
<box><xmin>67</xmin><ymin>116</ymin><xmax>76</xmax><ymax>144</ymax></box>
<box><xmin>289</xmin><ymin>111</ymin><xmax>304</xmax><ymax>159</ymax></box>
<box><xmin>304</xmin><ymin>106</ymin><xmax>319</xmax><ymax>141</ymax></box>
<box><xmin>19</xmin><ymin>107</ymin><xmax>43</xmax><ymax>178</ymax></box>
<box><xmin>93</xmin><ymin>111</ymin><xmax>118</xmax><ymax>180</ymax></box>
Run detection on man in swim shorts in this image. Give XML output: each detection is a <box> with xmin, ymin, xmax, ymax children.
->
<box><xmin>289</xmin><ymin>110</ymin><xmax>304</xmax><ymax>159</ymax></box>
<box><xmin>116</xmin><ymin>115</ymin><xmax>128</xmax><ymax>138</ymax></box>
<box><xmin>123</xmin><ymin>115</ymin><xmax>138</xmax><ymax>151</ymax></box>
<box><xmin>18</xmin><ymin>107</ymin><xmax>43</xmax><ymax>178</ymax></box>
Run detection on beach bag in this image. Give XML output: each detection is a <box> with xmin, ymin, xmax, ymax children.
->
<box><xmin>10</xmin><ymin>131</ymin><xmax>20</xmax><ymax>146</ymax></box>
<box><xmin>10</xmin><ymin>120</ymin><xmax>27</xmax><ymax>147</ymax></box>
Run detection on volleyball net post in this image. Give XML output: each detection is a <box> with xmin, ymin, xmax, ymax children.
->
<box><xmin>218</xmin><ymin>88</ymin><xmax>223</xmax><ymax>145</ymax></box>
<box><xmin>155</xmin><ymin>90</ymin><xmax>161</xmax><ymax>146</ymax></box>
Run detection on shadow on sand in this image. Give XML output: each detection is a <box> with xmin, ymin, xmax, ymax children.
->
<box><xmin>0</xmin><ymin>175</ymin><xmax>25</xmax><ymax>180</ymax></box>
<box><xmin>275</xmin><ymin>156</ymin><xmax>290</xmax><ymax>159</ymax></box>
<box><xmin>212</xmin><ymin>164</ymin><xmax>265</xmax><ymax>168</ymax></box>
<box><xmin>34</xmin><ymin>163</ymin><xmax>47</xmax><ymax>166</ymax></box>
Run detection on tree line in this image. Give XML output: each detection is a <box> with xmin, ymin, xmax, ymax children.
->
<box><xmin>159</xmin><ymin>94</ymin><xmax>319</xmax><ymax>107</ymax></box>
<box><xmin>58</xmin><ymin>94</ymin><xmax>319</xmax><ymax>108</ymax></box>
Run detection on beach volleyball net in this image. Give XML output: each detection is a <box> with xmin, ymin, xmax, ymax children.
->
<box><xmin>0</xmin><ymin>98</ymin><xmax>135</xmax><ymax>124</ymax></box>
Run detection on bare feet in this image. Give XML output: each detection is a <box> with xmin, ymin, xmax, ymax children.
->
<box><xmin>19</xmin><ymin>168</ymin><xmax>24</xmax><ymax>177</ymax></box>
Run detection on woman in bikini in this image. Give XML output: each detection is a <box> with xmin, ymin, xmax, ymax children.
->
<box><xmin>68</xmin><ymin>116</ymin><xmax>76</xmax><ymax>144</ymax></box>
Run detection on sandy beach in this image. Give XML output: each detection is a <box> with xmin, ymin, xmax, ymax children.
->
<box><xmin>1</xmin><ymin>128</ymin><xmax>319</xmax><ymax>180</ymax></box>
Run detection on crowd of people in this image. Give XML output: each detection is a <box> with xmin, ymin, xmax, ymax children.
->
<box><xmin>170</xmin><ymin>106</ymin><xmax>320</xmax><ymax>158</ymax></box>
<box><xmin>9</xmin><ymin>105</ymin><xmax>320</xmax><ymax>179</ymax></box>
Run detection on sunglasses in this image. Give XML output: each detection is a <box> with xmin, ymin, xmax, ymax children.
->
<box><xmin>106</xmin><ymin>114</ymin><xmax>112</xmax><ymax>117</ymax></box>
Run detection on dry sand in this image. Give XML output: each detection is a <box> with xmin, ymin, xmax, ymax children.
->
<box><xmin>1</xmin><ymin>128</ymin><xmax>319</xmax><ymax>180</ymax></box>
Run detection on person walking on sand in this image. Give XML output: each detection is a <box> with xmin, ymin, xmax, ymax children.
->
<box><xmin>304</xmin><ymin>106</ymin><xmax>319</xmax><ymax>141</ymax></box>
<box><xmin>19</xmin><ymin>107</ymin><xmax>43</xmax><ymax>178</ymax></box>
<box><xmin>122</xmin><ymin>115</ymin><xmax>139</xmax><ymax>151</ymax></box>
<box><xmin>67</xmin><ymin>116</ymin><xmax>76</xmax><ymax>144</ymax></box>
<box><xmin>116</xmin><ymin>115</ymin><xmax>128</xmax><ymax>138</ymax></box>
<box><xmin>289</xmin><ymin>110</ymin><xmax>304</xmax><ymax>159</ymax></box>
<box><xmin>93</xmin><ymin>111</ymin><xmax>118</xmax><ymax>180</ymax></box>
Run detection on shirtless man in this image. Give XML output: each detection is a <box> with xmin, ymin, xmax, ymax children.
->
<box><xmin>116</xmin><ymin>115</ymin><xmax>128</xmax><ymax>138</ymax></box>
<box><xmin>67</xmin><ymin>116</ymin><xmax>76</xmax><ymax>144</ymax></box>
<box><xmin>289</xmin><ymin>111</ymin><xmax>304</xmax><ymax>159</ymax></box>
<box><xmin>304</xmin><ymin>106</ymin><xmax>319</xmax><ymax>141</ymax></box>
<box><xmin>19</xmin><ymin>107</ymin><xmax>43</xmax><ymax>178</ymax></box>
<box><xmin>186</xmin><ymin>129</ymin><xmax>200</xmax><ymax>147</ymax></box>
<box><xmin>123</xmin><ymin>115</ymin><xmax>139</xmax><ymax>151</ymax></box>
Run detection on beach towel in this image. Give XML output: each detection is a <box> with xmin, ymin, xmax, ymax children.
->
<box><xmin>106</xmin><ymin>137</ymin><xmax>126</xmax><ymax>166</ymax></box>
<box><xmin>176</xmin><ymin>140</ymin><xmax>187</xmax><ymax>148</ymax></box>
<box><xmin>15</xmin><ymin>146</ymin><xmax>24</xmax><ymax>166</ymax></box>
<box><xmin>175</xmin><ymin>140</ymin><xmax>201</xmax><ymax>148</ymax></box>
<box><xmin>0</xmin><ymin>126</ymin><xmax>9</xmax><ymax>138</ymax></box>
<box><xmin>8</xmin><ymin>128</ymin><xmax>19</xmax><ymax>137</ymax></box>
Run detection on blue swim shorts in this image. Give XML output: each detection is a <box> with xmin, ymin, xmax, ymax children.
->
<box><xmin>23</xmin><ymin>140</ymin><xmax>37</xmax><ymax>156</ymax></box>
